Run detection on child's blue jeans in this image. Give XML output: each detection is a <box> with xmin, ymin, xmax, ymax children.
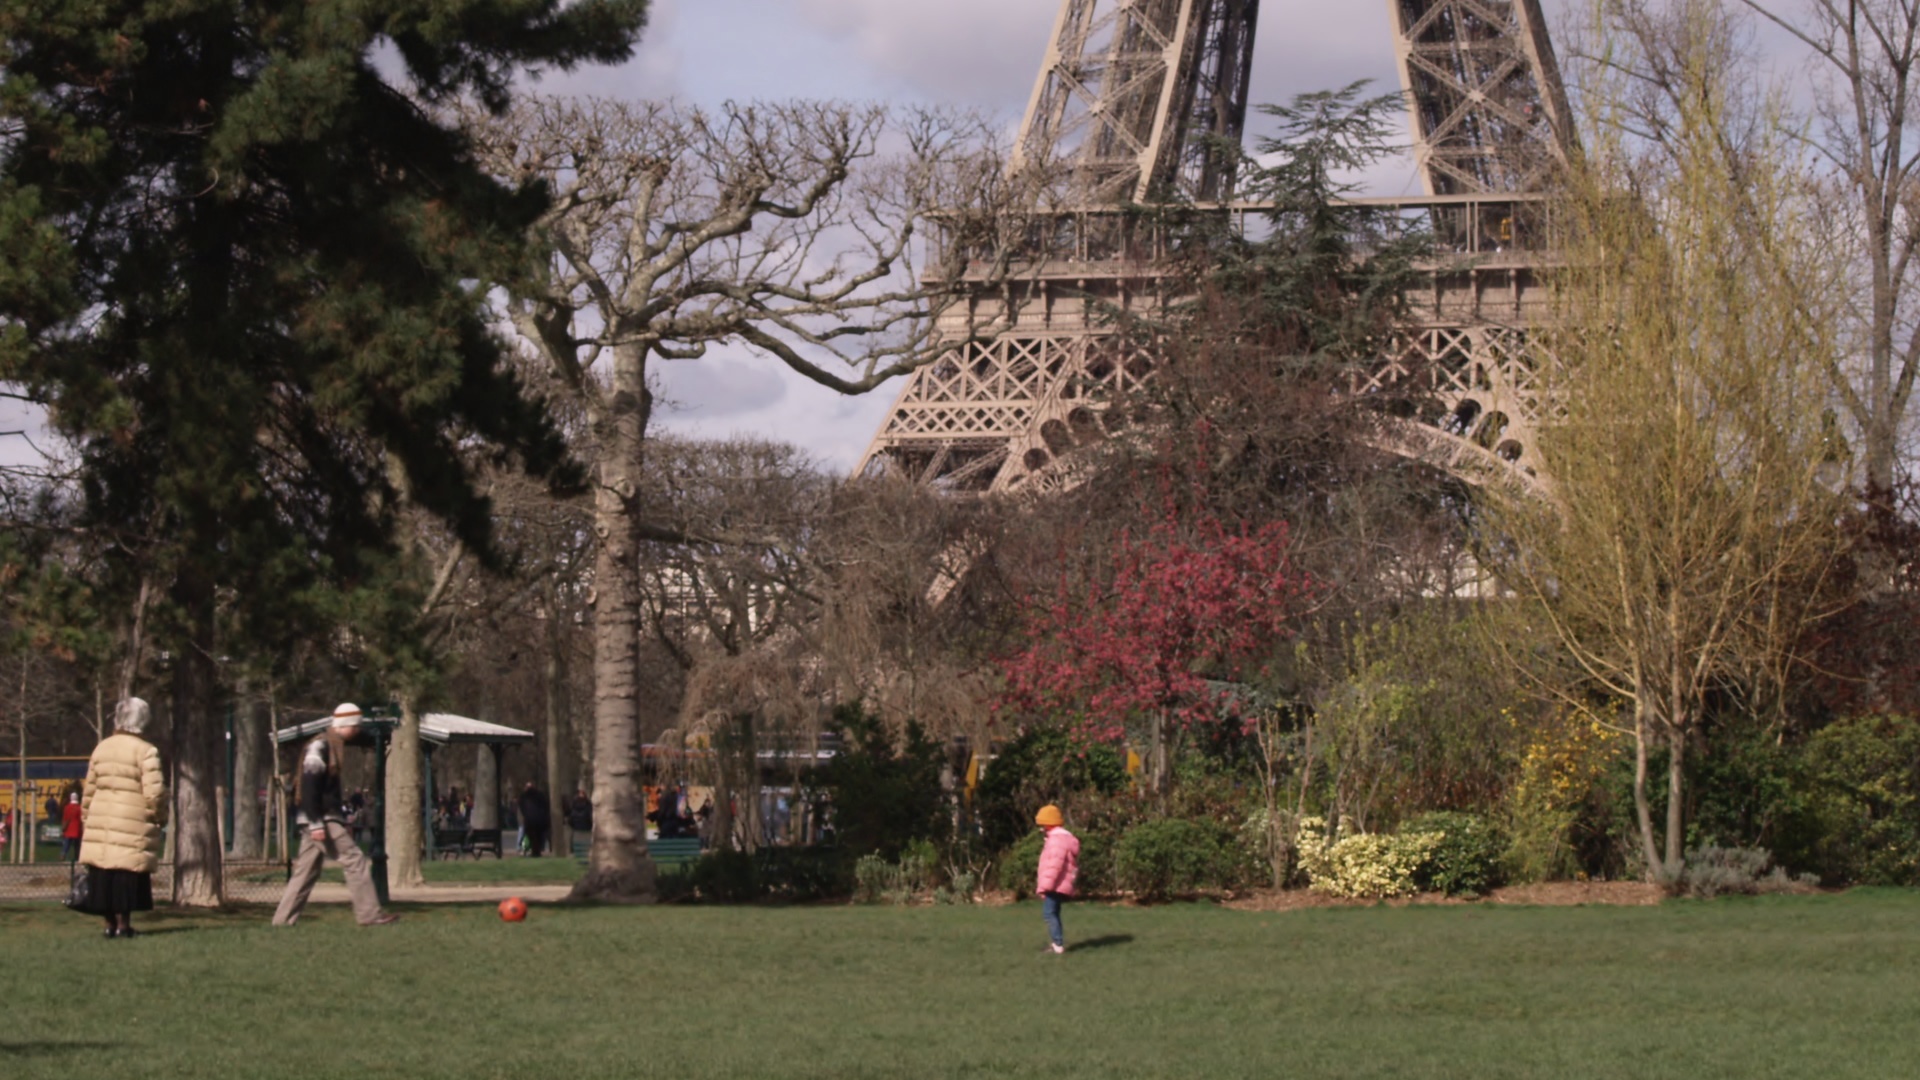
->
<box><xmin>1042</xmin><ymin>891</ymin><xmax>1065</xmax><ymax>947</ymax></box>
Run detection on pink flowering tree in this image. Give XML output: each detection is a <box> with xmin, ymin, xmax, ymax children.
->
<box><xmin>1000</xmin><ymin>508</ymin><xmax>1312</xmax><ymax>793</ymax></box>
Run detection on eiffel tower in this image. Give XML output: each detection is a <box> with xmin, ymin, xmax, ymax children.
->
<box><xmin>857</xmin><ymin>0</ymin><xmax>1574</xmax><ymax>496</ymax></box>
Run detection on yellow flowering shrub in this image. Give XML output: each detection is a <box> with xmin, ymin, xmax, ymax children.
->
<box><xmin>1295</xmin><ymin>817</ymin><xmax>1443</xmax><ymax>899</ymax></box>
<box><xmin>1503</xmin><ymin>706</ymin><xmax>1626</xmax><ymax>881</ymax></box>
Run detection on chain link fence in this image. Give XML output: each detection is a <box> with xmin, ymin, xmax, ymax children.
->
<box><xmin>0</xmin><ymin>858</ymin><xmax>288</xmax><ymax>903</ymax></box>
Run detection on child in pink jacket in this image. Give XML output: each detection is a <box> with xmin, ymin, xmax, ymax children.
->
<box><xmin>1034</xmin><ymin>804</ymin><xmax>1080</xmax><ymax>954</ymax></box>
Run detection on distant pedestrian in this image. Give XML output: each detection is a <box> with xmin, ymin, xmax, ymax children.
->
<box><xmin>75</xmin><ymin>698</ymin><xmax>167</xmax><ymax>939</ymax></box>
<box><xmin>567</xmin><ymin>789</ymin><xmax>592</xmax><ymax>835</ymax></box>
<box><xmin>60</xmin><ymin>792</ymin><xmax>83</xmax><ymax>862</ymax></box>
<box><xmin>272</xmin><ymin>704</ymin><xmax>398</xmax><ymax>928</ymax></box>
<box><xmin>1034</xmin><ymin>804</ymin><xmax>1080</xmax><ymax>956</ymax></box>
<box><xmin>517</xmin><ymin>782</ymin><xmax>551</xmax><ymax>857</ymax></box>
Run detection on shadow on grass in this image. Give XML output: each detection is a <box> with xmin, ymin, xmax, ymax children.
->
<box><xmin>1</xmin><ymin>1041</ymin><xmax>120</xmax><ymax>1056</ymax></box>
<box><xmin>1069</xmin><ymin>934</ymin><xmax>1134</xmax><ymax>952</ymax></box>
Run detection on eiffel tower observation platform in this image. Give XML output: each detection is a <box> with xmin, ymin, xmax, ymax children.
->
<box><xmin>858</xmin><ymin>0</ymin><xmax>1572</xmax><ymax>497</ymax></box>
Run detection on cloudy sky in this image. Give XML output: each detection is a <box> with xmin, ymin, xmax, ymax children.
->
<box><xmin>543</xmin><ymin>0</ymin><xmax>1518</xmax><ymax>473</ymax></box>
<box><xmin>2</xmin><ymin>1</ymin><xmax>1600</xmax><ymax>475</ymax></box>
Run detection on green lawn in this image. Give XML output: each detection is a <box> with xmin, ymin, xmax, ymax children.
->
<box><xmin>4</xmin><ymin>891</ymin><xmax>1919</xmax><ymax>1079</ymax></box>
<box><xmin>229</xmin><ymin>855</ymin><xmax>585</xmax><ymax>887</ymax></box>
<box><xmin>1</xmin><ymin>840</ymin><xmax>67</xmax><ymax>864</ymax></box>
<box><xmin>338</xmin><ymin>855</ymin><xmax>584</xmax><ymax>886</ymax></box>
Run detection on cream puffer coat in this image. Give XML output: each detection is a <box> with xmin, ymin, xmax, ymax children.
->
<box><xmin>80</xmin><ymin>733</ymin><xmax>167</xmax><ymax>873</ymax></box>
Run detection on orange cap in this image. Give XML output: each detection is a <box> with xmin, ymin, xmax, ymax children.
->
<box><xmin>1034</xmin><ymin>804</ymin><xmax>1064</xmax><ymax>827</ymax></box>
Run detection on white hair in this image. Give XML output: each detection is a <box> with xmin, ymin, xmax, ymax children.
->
<box><xmin>114</xmin><ymin>697</ymin><xmax>151</xmax><ymax>735</ymax></box>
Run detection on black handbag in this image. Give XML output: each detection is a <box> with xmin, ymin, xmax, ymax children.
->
<box><xmin>64</xmin><ymin>865</ymin><xmax>91</xmax><ymax>911</ymax></box>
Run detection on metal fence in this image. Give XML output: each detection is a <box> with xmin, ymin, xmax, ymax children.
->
<box><xmin>0</xmin><ymin>859</ymin><xmax>288</xmax><ymax>904</ymax></box>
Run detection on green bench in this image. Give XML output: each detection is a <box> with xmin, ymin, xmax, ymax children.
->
<box><xmin>651</xmin><ymin>837</ymin><xmax>702</xmax><ymax>869</ymax></box>
<box><xmin>571</xmin><ymin>833</ymin><xmax>701</xmax><ymax>869</ymax></box>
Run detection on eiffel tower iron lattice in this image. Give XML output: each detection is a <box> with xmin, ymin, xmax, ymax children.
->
<box><xmin>857</xmin><ymin>0</ymin><xmax>1573</xmax><ymax>498</ymax></box>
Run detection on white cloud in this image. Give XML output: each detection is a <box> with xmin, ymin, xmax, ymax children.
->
<box><xmin>530</xmin><ymin>1</ymin><xmax>1603</xmax><ymax>468</ymax></box>
<box><xmin>790</xmin><ymin>0</ymin><xmax>1057</xmax><ymax>112</ymax></box>
<box><xmin>651</xmin><ymin>346</ymin><xmax>898</xmax><ymax>473</ymax></box>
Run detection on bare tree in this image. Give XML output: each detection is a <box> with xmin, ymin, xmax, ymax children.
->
<box><xmin>466</xmin><ymin>97</ymin><xmax>1029</xmax><ymax>900</ymax></box>
<box><xmin>1615</xmin><ymin>0</ymin><xmax>1920</xmax><ymax>496</ymax></box>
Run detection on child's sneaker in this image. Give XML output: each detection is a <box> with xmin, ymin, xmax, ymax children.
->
<box><xmin>1049</xmin><ymin>943</ymin><xmax>1065</xmax><ymax>955</ymax></box>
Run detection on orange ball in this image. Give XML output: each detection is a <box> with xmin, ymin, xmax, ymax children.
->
<box><xmin>498</xmin><ymin>896</ymin><xmax>528</xmax><ymax>922</ymax></box>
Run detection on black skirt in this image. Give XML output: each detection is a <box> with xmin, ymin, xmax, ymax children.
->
<box><xmin>75</xmin><ymin>865</ymin><xmax>155</xmax><ymax>916</ymax></box>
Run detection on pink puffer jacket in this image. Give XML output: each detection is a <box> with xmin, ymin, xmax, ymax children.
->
<box><xmin>1036</xmin><ymin>827</ymin><xmax>1080</xmax><ymax>897</ymax></box>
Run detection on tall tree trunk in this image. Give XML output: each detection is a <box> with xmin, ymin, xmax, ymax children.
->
<box><xmin>473</xmin><ymin>744</ymin><xmax>499</xmax><ymax>829</ymax></box>
<box><xmin>170</xmin><ymin>571</ymin><xmax>223</xmax><ymax>907</ymax></box>
<box><xmin>117</xmin><ymin>575</ymin><xmax>152</xmax><ymax>703</ymax></box>
<box><xmin>230</xmin><ymin>694</ymin><xmax>266</xmax><ymax>859</ymax></box>
<box><xmin>571</xmin><ymin>345</ymin><xmax>656</xmax><ymax>902</ymax></box>
<box><xmin>1664</xmin><ymin>723</ymin><xmax>1686</xmax><ymax>873</ymax></box>
<box><xmin>1632</xmin><ymin>703</ymin><xmax>1660</xmax><ymax>882</ymax></box>
<box><xmin>545</xmin><ymin>587</ymin><xmax>576</xmax><ymax>855</ymax></box>
<box><xmin>1150</xmin><ymin>708</ymin><xmax>1169</xmax><ymax>801</ymax></box>
<box><xmin>387</xmin><ymin>693</ymin><xmax>426</xmax><ymax>888</ymax></box>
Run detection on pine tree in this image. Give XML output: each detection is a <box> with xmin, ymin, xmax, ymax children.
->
<box><xmin>0</xmin><ymin>0</ymin><xmax>648</xmax><ymax>903</ymax></box>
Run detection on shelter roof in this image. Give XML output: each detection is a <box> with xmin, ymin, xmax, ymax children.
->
<box><xmin>274</xmin><ymin>711</ymin><xmax>534</xmax><ymax>747</ymax></box>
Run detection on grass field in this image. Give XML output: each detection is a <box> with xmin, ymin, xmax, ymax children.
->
<box><xmin>300</xmin><ymin>855</ymin><xmax>585</xmax><ymax>886</ymax></box>
<box><xmin>5</xmin><ymin>890</ymin><xmax>1919</xmax><ymax>1079</ymax></box>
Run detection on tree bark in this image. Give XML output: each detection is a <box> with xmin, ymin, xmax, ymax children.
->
<box><xmin>1632</xmin><ymin>704</ymin><xmax>1660</xmax><ymax>882</ymax></box>
<box><xmin>473</xmin><ymin>744</ymin><xmax>499</xmax><ymax>830</ymax></box>
<box><xmin>545</xmin><ymin>588</ymin><xmax>576</xmax><ymax>855</ymax></box>
<box><xmin>1150</xmin><ymin>708</ymin><xmax>1169</xmax><ymax>799</ymax></box>
<box><xmin>570</xmin><ymin>345</ymin><xmax>656</xmax><ymax>902</ymax></box>
<box><xmin>229</xmin><ymin>694</ymin><xmax>266</xmax><ymax>858</ymax></box>
<box><xmin>1664</xmin><ymin>723</ymin><xmax>1686</xmax><ymax>873</ymax></box>
<box><xmin>169</xmin><ymin>571</ymin><xmax>223</xmax><ymax>907</ymax></box>
<box><xmin>386</xmin><ymin>694</ymin><xmax>426</xmax><ymax>888</ymax></box>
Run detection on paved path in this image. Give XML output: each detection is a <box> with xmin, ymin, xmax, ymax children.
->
<box><xmin>306</xmin><ymin>883</ymin><xmax>574</xmax><ymax>904</ymax></box>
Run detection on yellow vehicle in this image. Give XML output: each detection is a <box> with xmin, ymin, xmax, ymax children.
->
<box><xmin>0</xmin><ymin>757</ymin><xmax>89</xmax><ymax>816</ymax></box>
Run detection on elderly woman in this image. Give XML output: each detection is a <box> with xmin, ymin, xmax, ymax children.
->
<box><xmin>78</xmin><ymin>697</ymin><xmax>167</xmax><ymax>939</ymax></box>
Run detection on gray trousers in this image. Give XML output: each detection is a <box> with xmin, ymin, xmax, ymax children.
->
<box><xmin>272</xmin><ymin>821</ymin><xmax>384</xmax><ymax>926</ymax></box>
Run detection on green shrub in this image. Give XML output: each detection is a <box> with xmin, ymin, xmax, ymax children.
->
<box><xmin>1403</xmin><ymin>811</ymin><xmax>1506</xmax><ymax>896</ymax></box>
<box><xmin>1684</xmin><ymin>714</ymin><xmax>1920</xmax><ymax>886</ymax></box>
<box><xmin>812</xmin><ymin>702</ymin><xmax>947</xmax><ymax>860</ymax></box>
<box><xmin>1794</xmin><ymin>715</ymin><xmax>1920</xmax><ymax>885</ymax></box>
<box><xmin>687</xmin><ymin>849</ymin><xmax>760</xmax><ymax>903</ymax></box>
<box><xmin>972</xmin><ymin>725</ymin><xmax>1129</xmax><ymax>851</ymax></box>
<box><xmin>754</xmin><ymin>847</ymin><xmax>852</xmax><ymax>901</ymax></box>
<box><xmin>997</xmin><ymin>832</ymin><xmax>1045</xmax><ymax>898</ymax></box>
<box><xmin>674</xmin><ymin>847</ymin><xmax>851</xmax><ymax>904</ymax></box>
<box><xmin>1112</xmin><ymin>817</ymin><xmax>1245</xmax><ymax>901</ymax></box>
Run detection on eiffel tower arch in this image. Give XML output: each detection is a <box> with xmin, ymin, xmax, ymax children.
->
<box><xmin>856</xmin><ymin>0</ymin><xmax>1573</xmax><ymax>498</ymax></box>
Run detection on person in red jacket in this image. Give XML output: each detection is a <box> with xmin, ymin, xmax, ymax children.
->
<box><xmin>1034</xmin><ymin>804</ymin><xmax>1080</xmax><ymax>955</ymax></box>
<box><xmin>60</xmin><ymin>791</ymin><xmax>84</xmax><ymax>862</ymax></box>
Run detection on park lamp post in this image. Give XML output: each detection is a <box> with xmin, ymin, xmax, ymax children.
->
<box><xmin>356</xmin><ymin>706</ymin><xmax>398</xmax><ymax>907</ymax></box>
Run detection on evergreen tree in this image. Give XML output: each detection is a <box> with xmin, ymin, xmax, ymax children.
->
<box><xmin>0</xmin><ymin>0</ymin><xmax>647</xmax><ymax>903</ymax></box>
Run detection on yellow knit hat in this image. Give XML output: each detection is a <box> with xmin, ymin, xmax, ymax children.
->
<box><xmin>1034</xmin><ymin>804</ymin><xmax>1064</xmax><ymax>827</ymax></box>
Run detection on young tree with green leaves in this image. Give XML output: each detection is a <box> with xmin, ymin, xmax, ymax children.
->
<box><xmin>1484</xmin><ymin>1</ymin><xmax>1849</xmax><ymax>879</ymax></box>
<box><xmin>0</xmin><ymin>0</ymin><xmax>647</xmax><ymax>903</ymax></box>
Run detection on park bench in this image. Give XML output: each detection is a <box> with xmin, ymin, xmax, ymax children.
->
<box><xmin>651</xmin><ymin>836</ymin><xmax>702</xmax><ymax>870</ymax></box>
<box><xmin>571</xmin><ymin>834</ymin><xmax>702</xmax><ymax>869</ymax></box>
<box><xmin>430</xmin><ymin>827</ymin><xmax>502</xmax><ymax>859</ymax></box>
<box><xmin>431</xmin><ymin>827</ymin><xmax>467</xmax><ymax>859</ymax></box>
